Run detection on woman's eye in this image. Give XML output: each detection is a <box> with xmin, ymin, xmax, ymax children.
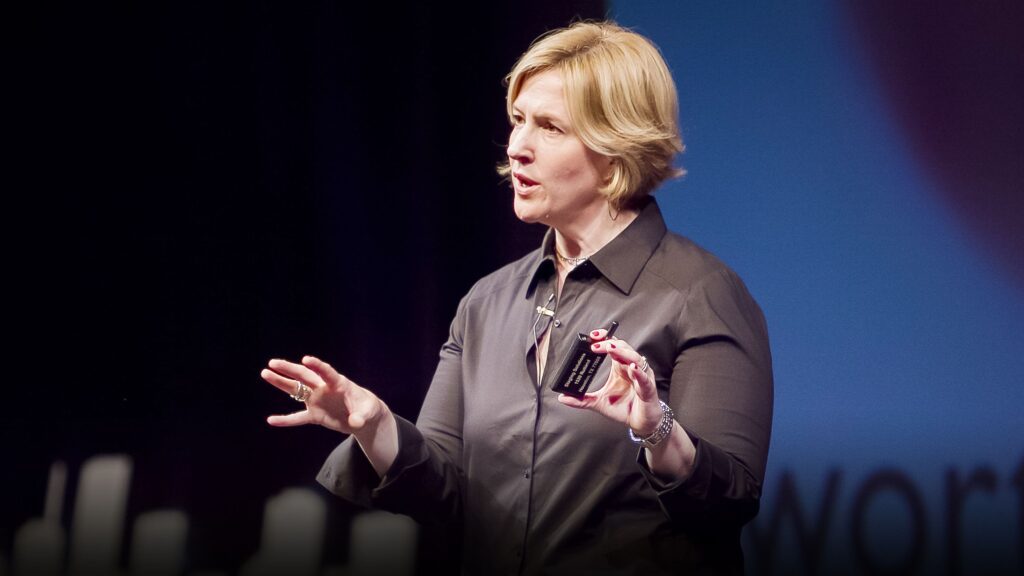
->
<box><xmin>511</xmin><ymin>115</ymin><xmax>524</xmax><ymax>126</ymax></box>
<box><xmin>543</xmin><ymin>123</ymin><xmax>562</xmax><ymax>134</ymax></box>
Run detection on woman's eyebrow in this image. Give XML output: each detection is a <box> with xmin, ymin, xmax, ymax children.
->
<box><xmin>511</xmin><ymin>106</ymin><xmax>566</xmax><ymax>125</ymax></box>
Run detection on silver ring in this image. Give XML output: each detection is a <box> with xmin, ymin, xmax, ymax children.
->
<box><xmin>638</xmin><ymin>356</ymin><xmax>649</xmax><ymax>373</ymax></box>
<box><xmin>291</xmin><ymin>382</ymin><xmax>312</xmax><ymax>402</ymax></box>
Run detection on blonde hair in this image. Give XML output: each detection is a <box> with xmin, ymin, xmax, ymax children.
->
<box><xmin>498</xmin><ymin>21</ymin><xmax>685</xmax><ymax>211</ymax></box>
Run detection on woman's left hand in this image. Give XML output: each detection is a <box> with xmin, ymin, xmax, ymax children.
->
<box><xmin>557</xmin><ymin>328</ymin><xmax>664</xmax><ymax>437</ymax></box>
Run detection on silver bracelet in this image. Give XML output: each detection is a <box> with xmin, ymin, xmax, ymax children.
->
<box><xmin>628</xmin><ymin>401</ymin><xmax>675</xmax><ymax>448</ymax></box>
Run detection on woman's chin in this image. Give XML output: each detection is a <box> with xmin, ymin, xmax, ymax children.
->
<box><xmin>513</xmin><ymin>198</ymin><xmax>547</xmax><ymax>224</ymax></box>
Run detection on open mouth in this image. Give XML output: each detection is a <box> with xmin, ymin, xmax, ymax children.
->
<box><xmin>514</xmin><ymin>172</ymin><xmax>539</xmax><ymax>191</ymax></box>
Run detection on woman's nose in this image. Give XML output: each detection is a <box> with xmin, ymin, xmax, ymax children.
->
<box><xmin>507</xmin><ymin>126</ymin><xmax>533</xmax><ymax>164</ymax></box>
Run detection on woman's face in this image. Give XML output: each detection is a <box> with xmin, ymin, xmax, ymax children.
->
<box><xmin>507</xmin><ymin>70</ymin><xmax>613</xmax><ymax>226</ymax></box>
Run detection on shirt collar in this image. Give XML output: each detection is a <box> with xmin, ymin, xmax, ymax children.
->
<box><xmin>526</xmin><ymin>197</ymin><xmax>668</xmax><ymax>297</ymax></box>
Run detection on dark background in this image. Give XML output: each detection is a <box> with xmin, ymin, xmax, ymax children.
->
<box><xmin>6</xmin><ymin>1</ymin><xmax>603</xmax><ymax>573</ymax></box>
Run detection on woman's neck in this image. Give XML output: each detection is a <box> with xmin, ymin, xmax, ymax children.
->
<box><xmin>553</xmin><ymin>202</ymin><xmax>639</xmax><ymax>261</ymax></box>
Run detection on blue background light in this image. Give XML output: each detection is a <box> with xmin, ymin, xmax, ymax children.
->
<box><xmin>611</xmin><ymin>1</ymin><xmax>1024</xmax><ymax>572</ymax></box>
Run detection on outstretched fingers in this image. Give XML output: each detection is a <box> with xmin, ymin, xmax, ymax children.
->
<box><xmin>267</xmin><ymin>409</ymin><xmax>314</xmax><ymax>427</ymax></box>
<box><xmin>302</xmin><ymin>355</ymin><xmax>346</xmax><ymax>389</ymax></box>
<box><xmin>261</xmin><ymin>367</ymin><xmax>303</xmax><ymax>396</ymax></box>
<box><xmin>266</xmin><ymin>358</ymin><xmax>323</xmax><ymax>388</ymax></box>
<box><xmin>303</xmin><ymin>355</ymin><xmax>375</xmax><ymax>431</ymax></box>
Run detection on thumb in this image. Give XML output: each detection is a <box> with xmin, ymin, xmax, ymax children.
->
<box><xmin>346</xmin><ymin>393</ymin><xmax>385</xmax><ymax>431</ymax></box>
<box><xmin>348</xmin><ymin>412</ymin><xmax>366</xmax><ymax>429</ymax></box>
<box><xmin>557</xmin><ymin>393</ymin><xmax>599</xmax><ymax>410</ymax></box>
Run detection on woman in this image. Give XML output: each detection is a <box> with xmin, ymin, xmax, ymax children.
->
<box><xmin>261</xmin><ymin>21</ymin><xmax>772</xmax><ymax>575</ymax></box>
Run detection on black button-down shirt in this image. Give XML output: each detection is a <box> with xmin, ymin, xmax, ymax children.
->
<box><xmin>317</xmin><ymin>199</ymin><xmax>773</xmax><ymax>575</ymax></box>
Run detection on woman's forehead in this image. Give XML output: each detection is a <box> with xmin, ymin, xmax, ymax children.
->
<box><xmin>512</xmin><ymin>71</ymin><xmax>567</xmax><ymax>115</ymax></box>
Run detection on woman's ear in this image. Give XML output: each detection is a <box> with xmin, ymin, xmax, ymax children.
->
<box><xmin>603</xmin><ymin>157</ymin><xmax>617</xmax><ymax>185</ymax></box>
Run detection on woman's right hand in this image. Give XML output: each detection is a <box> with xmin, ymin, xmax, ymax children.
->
<box><xmin>261</xmin><ymin>355</ymin><xmax>387</xmax><ymax>436</ymax></box>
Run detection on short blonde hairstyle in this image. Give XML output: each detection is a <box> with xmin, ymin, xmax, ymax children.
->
<box><xmin>498</xmin><ymin>21</ymin><xmax>685</xmax><ymax>211</ymax></box>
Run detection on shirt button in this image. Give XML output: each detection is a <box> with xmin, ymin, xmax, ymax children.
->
<box><xmin>553</xmin><ymin>319</ymin><xmax>561</xmax><ymax>327</ymax></box>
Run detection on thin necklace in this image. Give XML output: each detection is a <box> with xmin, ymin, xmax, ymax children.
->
<box><xmin>556</xmin><ymin>250</ymin><xmax>588</xmax><ymax>268</ymax></box>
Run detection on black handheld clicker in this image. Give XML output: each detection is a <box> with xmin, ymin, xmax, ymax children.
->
<box><xmin>549</xmin><ymin>321</ymin><xmax>619</xmax><ymax>398</ymax></box>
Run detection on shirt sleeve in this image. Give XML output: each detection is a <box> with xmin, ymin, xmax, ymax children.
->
<box><xmin>639</xmin><ymin>267</ymin><xmax>773</xmax><ymax>532</ymax></box>
<box><xmin>315</xmin><ymin>292</ymin><xmax>470</xmax><ymax>526</ymax></box>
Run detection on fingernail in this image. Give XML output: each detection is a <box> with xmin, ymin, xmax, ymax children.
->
<box><xmin>610</xmin><ymin>343</ymin><xmax>616</xmax><ymax>349</ymax></box>
<box><xmin>592</xmin><ymin>330</ymin><xmax>601</xmax><ymax>337</ymax></box>
<box><xmin>592</xmin><ymin>343</ymin><xmax>600</xmax><ymax>350</ymax></box>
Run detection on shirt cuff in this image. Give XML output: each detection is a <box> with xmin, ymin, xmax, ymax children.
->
<box><xmin>377</xmin><ymin>416</ymin><xmax>429</xmax><ymax>489</ymax></box>
<box><xmin>636</xmin><ymin>429</ymin><xmax>713</xmax><ymax>503</ymax></box>
<box><xmin>315</xmin><ymin>415</ymin><xmax>427</xmax><ymax>507</ymax></box>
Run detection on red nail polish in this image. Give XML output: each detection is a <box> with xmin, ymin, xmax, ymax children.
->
<box><xmin>610</xmin><ymin>343</ymin><xmax>616</xmax><ymax>349</ymax></box>
<box><xmin>592</xmin><ymin>330</ymin><xmax>600</xmax><ymax>337</ymax></box>
<box><xmin>592</xmin><ymin>343</ymin><xmax>600</xmax><ymax>349</ymax></box>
